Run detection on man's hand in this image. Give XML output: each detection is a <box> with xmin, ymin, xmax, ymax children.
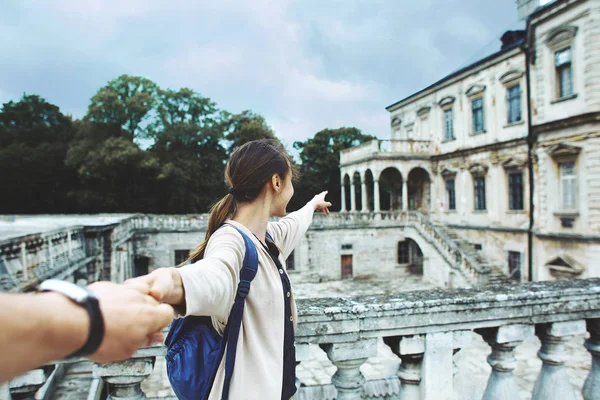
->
<box><xmin>310</xmin><ymin>191</ymin><xmax>332</xmax><ymax>215</ymax></box>
<box><xmin>86</xmin><ymin>281</ymin><xmax>175</xmax><ymax>363</ymax></box>
<box><xmin>125</xmin><ymin>267</ymin><xmax>185</xmax><ymax>305</ymax></box>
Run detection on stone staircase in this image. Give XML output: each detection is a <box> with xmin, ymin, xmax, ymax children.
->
<box><xmin>441</xmin><ymin>228</ymin><xmax>513</xmax><ymax>285</ymax></box>
<box><xmin>50</xmin><ymin>361</ymin><xmax>101</xmax><ymax>400</ymax></box>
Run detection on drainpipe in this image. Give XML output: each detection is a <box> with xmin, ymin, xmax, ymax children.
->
<box><xmin>524</xmin><ymin>16</ymin><xmax>535</xmax><ymax>282</ymax></box>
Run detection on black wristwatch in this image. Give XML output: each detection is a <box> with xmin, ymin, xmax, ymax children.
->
<box><xmin>39</xmin><ymin>279</ymin><xmax>105</xmax><ymax>359</ymax></box>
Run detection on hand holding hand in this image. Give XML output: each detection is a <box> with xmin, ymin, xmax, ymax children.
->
<box><xmin>310</xmin><ymin>191</ymin><xmax>332</xmax><ymax>215</ymax></box>
<box><xmin>86</xmin><ymin>281</ymin><xmax>175</xmax><ymax>363</ymax></box>
<box><xmin>125</xmin><ymin>267</ymin><xmax>184</xmax><ymax>305</ymax></box>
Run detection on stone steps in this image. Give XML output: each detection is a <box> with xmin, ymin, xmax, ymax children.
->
<box><xmin>437</xmin><ymin>225</ymin><xmax>512</xmax><ymax>285</ymax></box>
<box><xmin>51</xmin><ymin>361</ymin><xmax>96</xmax><ymax>400</ymax></box>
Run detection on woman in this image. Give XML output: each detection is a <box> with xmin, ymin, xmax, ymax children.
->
<box><xmin>128</xmin><ymin>140</ymin><xmax>331</xmax><ymax>400</ymax></box>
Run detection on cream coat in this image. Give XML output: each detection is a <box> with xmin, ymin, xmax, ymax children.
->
<box><xmin>177</xmin><ymin>203</ymin><xmax>314</xmax><ymax>400</ymax></box>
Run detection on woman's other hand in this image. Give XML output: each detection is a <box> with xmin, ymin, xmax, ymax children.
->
<box><xmin>310</xmin><ymin>191</ymin><xmax>332</xmax><ymax>215</ymax></box>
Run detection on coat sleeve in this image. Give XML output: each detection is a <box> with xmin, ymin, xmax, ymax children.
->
<box><xmin>175</xmin><ymin>226</ymin><xmax>245</xmax><ymax>320</ymax></box>
<box><xmin>267</xmin><ymin>202</ymin><xmax>315</xmax><ymax>260</ymax></box>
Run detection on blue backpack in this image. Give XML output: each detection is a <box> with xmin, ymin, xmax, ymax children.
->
<box><xmin>164</xmin><ymin>225</ymin><xmax>271</xmax><ymax>400</ymax></box>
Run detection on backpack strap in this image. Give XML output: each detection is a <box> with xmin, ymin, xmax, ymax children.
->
<box><xmin>221</xmin><ymin>224</ymin><xmax>259</xmax><ymax>400</ymax></box>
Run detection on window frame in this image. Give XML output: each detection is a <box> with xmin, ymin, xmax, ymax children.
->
<box><xmin>508</xmin><ymin>251</ymin><xmax>522</xmax><ymax>281</ymax></box>
<box><xmin>397</xmin><ymin>241</ymin><xmax>410</xmax><ymax>264</ymax></box>
<box><xmin>471</xmin><ymin>97</ymin><xmax>485</xmax><ymax>134</ymax></box>
<box><xmin>445</xmin><ymin>178</ymin><xmax>456</xmax><ymax>211</ymax></box>
<box><xmin>555</xmin><ymin>47</ymin><xmax>573</xmax><ymax>99</ymax></box>
<box><xmin>474</xmin><ymin>175</ymin><xmax>486</xmax><ymax>211</ymax></box>
<box><xmin>506</xmin><ymin>84</ymin><xmax>522</xmax><ymax>124</ymax></box>
<box><xmin>443</xmin><ymin>107</ymin><xmax>454</xmax><ymax>141</ymax></box>
<box><xmin>559</xmin><ymin>161</ymin><xmax>577</xmax><ymax>212</ymax></box>
<box><xmin>508</xmin><ymin>171</ymin><xmax>524</xmax><ymax>211</ymax></box>
<box><xmin>174</xmin><ymin>249</ymin><xmax>190</xmax><ymax>266</ymax></box>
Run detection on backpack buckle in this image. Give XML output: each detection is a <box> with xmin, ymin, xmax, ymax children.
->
<box><xmin>237</xmin><ymin>280</ymin><xmax>251</xmax><ymax>298</ymax></box>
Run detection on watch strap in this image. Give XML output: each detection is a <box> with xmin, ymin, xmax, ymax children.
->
<box><xmin>68</xmin><ymin>295</ymin><xmax>105</xmax><ymax>359</ymax></box>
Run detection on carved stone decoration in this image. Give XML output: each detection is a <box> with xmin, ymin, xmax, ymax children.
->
<box><xmin>548</xmin><ymin>143</ymin><xmax>581</xmax><ymax>162</ymax></box>
<box><xmin>546</xmin><ymin>255</ymin><xmax>585</xmax><ymax>280</ymax></box>
<box><xmin>584</xmin><ymin>319</ymin><xmax>600</xmax><ymax>400</ymax></box>
<box><xmin>502</xmin><ymin>157</ymin><xmax>527</xmax><ymax>170</ymax></box>
<box><xmin>391</xmin><ymin>117</ymin><xmax>402</xmax><ymax>127</ymax></box>
<box><xmin>468</xmin><ymin>163</ymin><xmax>489</xmax><ymax>176</ymax></box>
<box><xmin>533</xmin><ymin>321</ymin><xmax>586</xmax><ymax>400</ymax></box>
<box><xmin>499</xmin><ymin>69</ymin><xmax>525</xmax><ymax>85</ymax></box>
<box><xmin>417</xmin><ymin>106</ymin><xmax>431</xmax><ymax>117</ymax></box>
<box><xmin>438</xmin><ymin>96</ymin><xmax>456</xmax><ymax>108</ymax></box>
<box><xmin>441</xmin><ymin>168</ymin><xmax>457</xmax><ymax>179</ymax></box>
<box><xmin>320</xmin><ymin>340</ymin><xmax>377</xmax><ymax>400</ymax></box>
<box><xmin>466</xmin><ymin>84</ymin><xmax>486</xmax><ymax>98</ymax></box>
<box><xmin>476</xmin><ymin>325</ymin><xmax>534</xmax><ymax>400</ymax></box>
<box><xmin>546</xmin><ymin>25</ymin><xmax>578</xmax><ymax>49</ymax></box>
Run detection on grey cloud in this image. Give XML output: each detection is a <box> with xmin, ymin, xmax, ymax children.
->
<box><xmin>0</xmin><ymin>0</ymin><xmax>519</xmax><ymax>147</ymax></box>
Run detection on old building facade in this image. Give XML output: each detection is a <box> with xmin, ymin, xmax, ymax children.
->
<box><xmin>340</xmin><ymin>0</ymin><xmax>600</xmax><ymax>284</ymax></box>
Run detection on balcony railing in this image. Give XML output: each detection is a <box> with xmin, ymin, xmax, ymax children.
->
<box><xmin>340</xmin><ymin>139</ymin><xmax>431</xmax><ymax>165</ymax></box>
<box><xmin>11</xmin><ymin>278</ymin><xmax>600</xmax><ymax>400</ymax></box>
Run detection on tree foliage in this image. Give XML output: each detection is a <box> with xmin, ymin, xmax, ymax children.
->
<box><xmin>0</xmin><ymin>76</ymin><xmax>373</xmax><ymax>215</ymax></box>
<box><xmin>0</xmin><ymin>95</ymin><xmax>77</xmax><ymax>213</ymax></box>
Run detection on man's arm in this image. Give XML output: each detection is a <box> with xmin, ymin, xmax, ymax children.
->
<box><xmin>0</xmin><ymin>281</ymin><xmax>175</xmax><ymax>383</ymax></box>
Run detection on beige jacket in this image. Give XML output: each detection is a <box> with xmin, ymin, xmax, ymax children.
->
<box><xmin>177</xmin><ymin>204</ymin><xmax>314</xmax><ymax>400</ymax></box>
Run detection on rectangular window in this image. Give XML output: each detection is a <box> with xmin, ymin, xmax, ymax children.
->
<box><xmin>474</xmin><ymin>176</ymin><xmax>486</xmax><ymax>210</ymax></box>
<box><xmin>555</xmin><ymin>47</ymin><xmax>573</xmax><ymax>98</ymax></box>
<box><xmin>472</xmin><ymin>97</ymin><xmax>485</xmax><ymax>133</ymax></box>
<box><xmin>446</xmin><ymin>179</ymin><xmax>456</xmax><ymax>210</ymax></box>
<box><xmin>559</xmin><ymin>162</ymin><xmax>577</xmax><ymax>210</ymax></box>
<box><xmin>398</xmin><ymin>241</ymin><xmax>409</xmax><ymax>264</ymax></box>
<box><xmin>507</xmin><ymin>84</ymin><xmax>522</xmax><ymax>123</ymax></box>
<box><xmin>444</xmin><ymin>109</ymin><xmax>454</xmax><ymax>140</ymax></box>
<box><xmin>508</xmin><ymin>172</ymin><xmax>524</xmax><ymax>210</ymax></box>
<box><xmin>508</xmin><ymin>251</ymin><xmax>522</xmax><ymax>281</ymax></box>
<box><xmin>286</xmin><ymin>250</ymin><xmax>295</xmax><ymax>271</ymax></box>
<box><xmin>174</xmin><ymin>250</ymin><xmax>190</xmax><ymax>266</ymax></box>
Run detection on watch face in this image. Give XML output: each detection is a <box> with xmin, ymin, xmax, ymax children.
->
<box><xmin>39</xmin><ymin>279</ymin><xmax>91</xmax><ymax>304</ymax></box>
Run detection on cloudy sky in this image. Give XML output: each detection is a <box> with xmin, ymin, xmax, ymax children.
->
<box><xmin>0</xmin><ymin>0</ymin><xmax>523</xmax><ymax>149</ymax></box>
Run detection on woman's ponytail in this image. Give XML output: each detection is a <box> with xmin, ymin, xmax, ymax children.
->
<box><xmin>180</xmin><ymin>139</ymin><xmax>293</xmax><ymax>266</ymax></box>
<box><xmin>182</xmin><ymin>193</ymin><xmax>236</xmax><ymax>265</ymax></box>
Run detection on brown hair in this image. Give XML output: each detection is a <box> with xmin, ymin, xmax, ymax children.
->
<box><xmin>184</xmin><ymin>140</ymin><xmax>295</xmax><ymax>264</ymax></box>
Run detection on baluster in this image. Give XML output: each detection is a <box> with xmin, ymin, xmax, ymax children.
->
<box><xmin>384</xmin><ymin>335</ymin><xmax>425</xmax><ymax>400</ymax></box>
<box><xmin>9</xmin><ymin>368</ymin><xmax>49</xmax><ymax>400</ymax></box>
<box><xmin>584</xmin><ymin>319</ymin><xmax>600</xmax><ymax>400</ymax></box>
<box><xmin>320</xmin><ymin>339</ymin><xmax>377</xmax><ymax>400</ymax></box>
<box><xmin>94</xmin><ymin>357</ymin><xmax>155</xmax><ymax>400</ymax></box>
<box><xmin>532</xmin><ymin>321</ymin><xmax>586</xmax><ymax>400</ymax></box>
<box><xmin>476</xmin><ymin>324</ymin><xmax>533</xmax><ymax>400</ymax></box>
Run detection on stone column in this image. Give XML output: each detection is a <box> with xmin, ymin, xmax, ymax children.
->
<box><xmin>340</xmin><ymin>184</ymin><xmax>347</xmax><ymax>212</ymax></box>
<box><xmin>9</xmin><ymin>368</ymin><xmax>48</xmax><ymax>400</ymax></box>
<box><xmin>584</xmin><ymin>319</ymin><xmax>600</xmax><ymax>400</ymax></box>
<box><xmin>320</xmin><ymin>339</ymin><xmax>377</xmax><ymax>400</ymax></box>
<box><xmin>401</xmin><ymin>180</ymin><xmax>408</xmax><ymax>211</ymax></box>
<box><xmin>477</xmin><ymin>324</ymin><xmax>534</xmax><ymax>400</ymax></box>
<box><xmin>350</xmin><ymin>182</ymin><xmax>356</xmax><ymax>212</ymax></box>
<box><xmin>532</xmin><ymin>321</ymin><xmax>586</xmax><ymax>400</ymax></box>
<box><xmin>373</xmin><ymin>180</ymin><xmax>381</xmax><ymax>213</ymax></box>
<box><xmin>361</xmin><ymin>181</ymin><xmax>368</xmax><ymax>212</ymax></box>
<box><xmin>384</xmin><ymin>335</ymin><xmax>425</xmax><ymax>400</ymax></box>
<box><xmin>94</xmin><ymin>358</ymin><xmax>155</xmax><ymax>400</ymax></box>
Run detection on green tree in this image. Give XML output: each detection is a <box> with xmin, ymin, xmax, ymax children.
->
<box><xmin>149</xmin><ymin>88</ymin><xmax>228</xmax><ymax>213</ymax></box>
<box><xmin>290</xmin><ymin>127</ymin><xmax>376</xmax><ymax>211</ymax></box>
<box><xmin>67</xmin><ymin>135</ymin><xmax>161</xmax><ymax>212</ymax></box>
<box><xmin>0</xmin><ymin>95</ymin><xmax>78</xmax><ymax>213</ymax></box>
<box><xmin>85</xmin><ymin>75</ymin><xmax>158</xmax><ymax>140</ymax></box>
<box><xmin>224</xmin><ymin>111</ymin><xmax>280</xmax><ymax>154</ymax></box>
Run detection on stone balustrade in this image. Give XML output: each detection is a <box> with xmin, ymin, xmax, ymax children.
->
<box><xmin>340</xmin><ymin>139</ymin><xmax>432</xmax><ymax>165</ymax></box>
<box><xmin>11</xmin><ymin>278</ymin><xmax>600</xmax><ymax>400</ymax></box>
<box><xmin>0</xmin><ymin>228</ymin><xmax>89</xmax><ymax>292</ymax></box>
